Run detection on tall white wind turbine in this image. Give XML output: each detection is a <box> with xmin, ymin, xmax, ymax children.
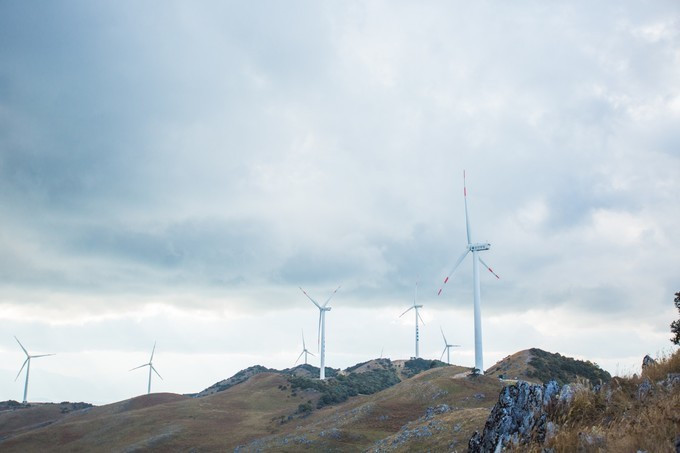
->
<box><xmin>438</xmin><ymin>171</ymin><xmax>500</xmax><ymax>374</ymax></box>
<box><xmin>399</xmin><ymin>281</ymin><xmax>425</xmax><ymax>358</ymax></box>
<box><xmin>439</xmin><ymin>327</ymin><xmax>461</xmax><ymax>365</ymax></box>
<box><xmin>14</xmin><ymin>336</ymin><xmax>55</xmax><ymax>404</ymax></box>
<box><xmin>295</xmin><ymin>329</ymin><xmax>316</xmax><ymax>365</ymax></box>
<box><xmin>300</xmin><ymin>286</ymin><xmax>340</xmax><ymax>380</ymax></box>
<box><xmin>130</xmin><ymin>341</ymin><xmax>163</xmax><ymax>394</ymax></box>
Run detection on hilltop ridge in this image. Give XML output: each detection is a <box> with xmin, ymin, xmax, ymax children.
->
<box><xmin>485</xmin><ymin>347</ymin><xmax>611</xmax><ymax>384</ymax></box>
<box><xmin>0</xmin><ymin>348</ymin><xmax>618</xmax><ymax>452</ymax></box>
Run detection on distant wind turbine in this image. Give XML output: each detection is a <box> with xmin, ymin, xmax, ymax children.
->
<box><xmin>439</xmin><ymin>327</ymin><xmax>461</xmax><ymax>364</ymax></box>
<box><xmin>300</xmin><ymin>285</ymin><xmax>340</xmax><ymax>380</ymax></box>
<box><xmin>295</xmin><ymin>329</ymin><xmax>316</xmax><ymax>365</ymax></box>
<box><xmin>399</xmin><ymin>281</ymin><xmax>425</xmax><ymax>358</ymax></box>
<box><xmin>438</xmin><ymin>171</ymin><xmax>500</xmax><ymax>374</ymax></box>
<box><xmin>130</xmin><ymin>341</ymin><xmax>163</xmax><ymax>394</ymax></box>
<box><xmin>14</xmin><ymin>336</ymin><xmax>55</xmax><ymax>404</ymax></box>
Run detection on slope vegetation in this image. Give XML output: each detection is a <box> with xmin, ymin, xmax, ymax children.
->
<box><xmin>485</xmin><ymin>348</ymin><xmax>611</xmax><ymax>385</ymax></box>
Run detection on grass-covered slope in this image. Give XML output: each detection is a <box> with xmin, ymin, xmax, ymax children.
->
<box><xmin>485</xmin><ymin>348</ymin><xmax>611</xmax><ymax>385</ymax></box>
<box><xmin>0</xmin><ymin>350</ymin><xmax>625</xmax><ymax>452</ymax></box>
<box><xmin>239</xmin><ymin>364</ymin><xmax>503</xmax><ymax>451</ymax></box>
<box><xmin>0</xmin><ymin>374</ymin><xmax>312</xmax><ymax>452</ymax></box>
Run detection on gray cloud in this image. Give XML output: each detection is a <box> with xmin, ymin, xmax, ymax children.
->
<box><xmin>1</xmin><ymin>1</ymin><xmax>679</xmax><ymax>402</ymax></box>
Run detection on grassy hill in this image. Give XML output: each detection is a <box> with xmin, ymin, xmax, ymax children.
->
<box><xmin>485</xmin><ymin>348</ymin><xmax>611</xmax><ymax>385</ymax></box>
<box><xmin>238</xmin><ymin>365</ymin><xmax>503</xmax><ymax>451</ymax></box>
<box><xmin>0</xmin><ymin>349</ymin><xmax>625</xmax><ymax>452</ymax></box>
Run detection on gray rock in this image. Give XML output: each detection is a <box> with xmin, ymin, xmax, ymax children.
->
<box><xmin>642</xmin><ymin>354</ymin><xmax>657</xmax><ymax>369</ymax></box>
<box><xmin>468</xmin><ymin>380</ymin><xmax>561</xmax><ymax>453</ymax></box>
<box><xmin>637</xmin><ymin>378</ymin><xmax>652</xmax><ymax>401</ymax></box>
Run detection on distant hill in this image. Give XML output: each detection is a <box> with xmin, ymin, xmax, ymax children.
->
<box><xmin>195</xmin><ymin>357</ymin><xmax>448</xmax><ymax>399</ymax></box>
<box><xmin>485</xmin><ymin>348</ymin><xmax>611</xmax><ymax>385</ymax></box>
<box><xmin>0</xmin><ymin>349</ymin><xmax>618</xmax><ymax>452</ymax></box>
<box><xmin>194</xmin><ymin>363</ymin><xmax>341</xmax><ymax>397</ymax></box>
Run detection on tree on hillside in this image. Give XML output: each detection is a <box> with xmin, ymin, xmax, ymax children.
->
<box><xmin>671</xmin><ymin>292</ymin><xmax>680</xmax><ymax>346</ymax></box>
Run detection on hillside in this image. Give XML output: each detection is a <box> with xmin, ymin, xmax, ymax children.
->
<box><xmin>471</xmin><ymin>349</ymin><xmax>680</xmax><ymax>451</ymax></box>
<box><xmin>485</xmin><ymin>348</ymin><xmax>611</xmax><ymax>385</ymax></box>
<box><xmin>242</xmin><ymin>365</ymin><xmax>503</xmax><ymax>451</ymax></box>
<box><xmin>0</xmin><ymin>349</ymin><xmax>620</xmax><ymax>452</ymax></box>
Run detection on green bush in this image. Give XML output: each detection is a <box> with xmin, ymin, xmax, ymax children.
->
<box><xmin>402</xmin><ymin>358</ymin><xmax>447</xmax><ymax>378</ymax></box>
<box><xmin>527</xmin><ymin>348</ymin><xmax>611</xmax><ymax>385</ymax></box>
<box><xmin>288</xmin><ymin>367</ymin><xmax>401</xmax><ymax>408</ymax></box>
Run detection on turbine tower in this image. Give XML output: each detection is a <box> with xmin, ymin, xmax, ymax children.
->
<box><xmin>14</xmin><ymin>336</ymin><xmax>55</xmax><ymax>404</ymax></box>
<box><xmin>438</xmin><ymin>171</ymin><xmax>499</xmax><ymax>374</ymax></box>
<box><xmin>130</xmin><ymin>341</ymin><xmax>163</xmax><ymax>394</ymax></box>
<box><xmin>439</xmin><ymin>327</ymin><xmax>461</xmax><ymax>364</ymax></box>
<box><xmin>300</xmin><ymin>285</ymin><xmax>340</xmax><ymax>380</ymax></box>
<box><xmin>399</xmin><ymin>281</ymin><xmax>425</xmax><ymax>358</ymax></box>
<box><xmin>295</xmin><ymin>329</ymin><xmax>316</xmax><ymax>365</ymax></box>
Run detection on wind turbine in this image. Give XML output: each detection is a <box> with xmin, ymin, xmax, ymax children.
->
<box><xmin>438</xmin><ymin>171</ymin><xmax>500</xmax><ymax>374</ymax></box>
<box><xmin>399</xmin><ymin>281</ymin><xmax>425</xmax><ymax>358</ymax></box>
<box><xmin>14</xmin><ymin>336</ymin><xmax>55</xmax><ymax>404</ymax></box>
<box><xmin>439</xmin><ymin>327</ymin><xmax>461</xmax><ymax>365</ymax></box>
<box><xmin>130</xmin><ymin>341</ymin><xmax>163</xmax><ymax>394</ymax></box>
<box><xmin>295</xmin><ymin>329</ymin><xmax>316</xmax><ymax>365</ymax></box>
<box><xmin>300</xmin><ymin>285</ymin><xmax>340</xmax><ymax>380</ymax></box>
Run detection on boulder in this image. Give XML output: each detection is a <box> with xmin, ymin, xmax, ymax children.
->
<box><xmin>468</xmin><ymin>380</ymin><xmax>561</xmax><ymax>453</ymax></box>
<box><xmin>642</xmin><ymin>354</ymin><xmax>657</xmax><ymax>370</ymax></box>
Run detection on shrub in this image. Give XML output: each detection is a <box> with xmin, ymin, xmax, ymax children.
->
<box><xmin>288</xmin><ymin>367</ymin><xmax>401</xmax><ymax>408</ymax></box>
<box><xmin>527</xmin><ymin>349</ymin><xmax>611</xmax><ymax>385</ymax></box>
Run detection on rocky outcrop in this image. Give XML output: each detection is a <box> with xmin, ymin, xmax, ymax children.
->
<box><xmin>468</xmin><ymin>380</ymin><xmax>561</xmax><ymax>452</ymax></box>
<box><xmin>642</xmin><ymin>354</ymin><xmax>657</xmax><ymax>370</ymax></box>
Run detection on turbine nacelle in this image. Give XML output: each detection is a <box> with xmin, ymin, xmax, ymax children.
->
<box><xmin>469</xmin><ymin>243</ymin><xmax>490</xmax><ymax>252</ymax></box>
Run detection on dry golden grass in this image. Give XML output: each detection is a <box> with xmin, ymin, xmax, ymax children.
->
<box><xmin>542</xmin><ymin>349</ymin><xmax>680</xmax><ymax>453</ymax></box>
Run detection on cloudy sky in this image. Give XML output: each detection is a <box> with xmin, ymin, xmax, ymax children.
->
<box><xmin>1</xmin><ymin>1</ymin><xmax>678</xmax><ymax>404</ymax></box>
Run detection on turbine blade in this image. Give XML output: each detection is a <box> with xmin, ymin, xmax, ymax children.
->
<box><xmin>414</xmin><ymin>279</ymin><xmax>419</xmax><ymax>305</ymax></box>
<box><xmin>464</xmin><ymin>170</ymin><xmax>471</xmax><ymax>244</ymax></box>
<box><xmin>130</xmin><ymin>363</ymin><xmax>149</xmax><ymax>372</ymax></box>
<box><xmin>300</xmin><ymin>287</ymin><xmax>322</xmax><ymax>309</ymax></box>
<box><xmin>15</xmin><ymin>358</ymin><xmax>29</xmax><ymax>381</ymax></box>
<box><xmin>399</xmin><ymin>306</ymin><xmax>414</xmax><ymax>318</ymax></box>
<box><xmin>295</xmin><ymin>350</ymin><xmax>305</xmax><ymax>365</ymax></box>
<box><xmin>437</xmin><ymin>249</ymin><xmax>470</xmax><ymax>296</ymax></box>
<box><xmin>440</xmin><ymin>326</ymin><xmax>448</xmax><ymax>344</ymax></box>
<box><xmin>150</xmin><ymin>341</ymin><xmax>157</xmax><ymax>362</ymax></box>
<box><xmin>323</xmin><ymin>285</ymin><xmax>341</xmax><ymax>307</ymax></box>
<box><xmin>31</xmin><ymin>353</ymin><xmax>55</xmax><ymax>359</ymax></box>
<box><xmin>440</xmin><ymin>347</ymin><xmax>447</xmax><ymax>361</ymax></box>
<box><xmin>301</xmin><ymin>329</ymin><xmax>306</xmax><ymax>350</ymax></box>
<box><xmin>14</xmin><ymin>336</ymin><xmax>28</xmax><ymax>356</ymax></box>
<box><xmin>417</xmin><ymin>311</ymin><xmax>425</xmax><ymax>326</ymax></box>
<box><xmin>151</xmin><ymin>365</ymin><xmax>163</xmax><ymax>380</ymax></box>
<box><xmin>307</xmin><ymin>350</ymin><xmax>316</xmax><ymax>357</ymax></box>
<box><xmin>478</xmin><ymin>257</ymin><xmax>500</xmax><ymax>279</ymax></box>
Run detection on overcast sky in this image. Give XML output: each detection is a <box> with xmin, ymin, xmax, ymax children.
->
<box><xmin>1</xmin><ymin>1</ymin><xmax>678</xmax><ymax>404</ymax></box>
